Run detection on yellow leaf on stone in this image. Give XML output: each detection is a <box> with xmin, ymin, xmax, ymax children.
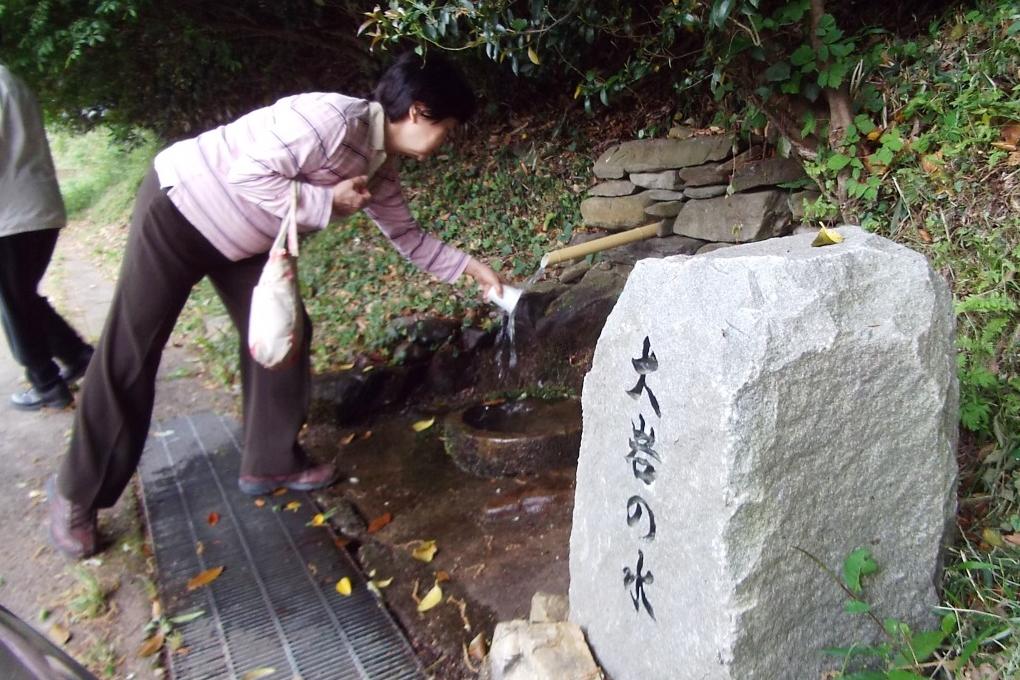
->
<box><xmin>412</xmin><ymin>540</ymin><xmax>438</xmax><ymax>563</ymax></box>
<box><xmin>336</xmin><ymin>577</ymin><xmax>353</xmax><ymax>596</ymax></box>
<box><xmin>311</xmin><ymin>513</ymin><xmax>326</xmax><ymax>526</ymax></box>
<box><xmin>186</xmin><ymin>566</ymin><xmax>224</xmax><ymax>591</ymax></box>
<box><xmin>527</xmin><ymin>47</ymin><xmax>540</xmax><ymax>65</ymax></box>
<box><xmin>417</xmin><ymin>583</ymin><xmax>443</xmax><ymax>612</ymax></box>
<box><xmin>811</xmin><ymin>227</ymin><xmax>844</xmax><ymax>247</ymax></box>
<box><xmin>138</xmin><ymin>632</ymin><xmax>164</xmax><ymax>658</ymax></box>
<box><xmin>284</xmin><ymin>501</ymin><xmax>301</xmax><ymax>512</ymax></box>
<box><xmin>240</xmin><ymin>668</ymin><xmax>277</xmax><ymax>680</ymax></box>
<box><xmin>412</xmin><ymin>417</ymin><xmax>435</xmax><ymax>432</ymax></box>
<box><xmin>49</xmin><ymin>623</ymin><xmax>71</xmax><ymax>646</ymax></box>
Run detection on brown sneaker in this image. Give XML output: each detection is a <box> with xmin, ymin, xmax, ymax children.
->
<box><xmin>46</xmin><ymin>476</ymin><xmax>99</xmax><ymax>559</ymax></box>
<box><xmin>238</xmin><ymin>461</ymin><xmax>340</xmax><ymax>496</ymax></box>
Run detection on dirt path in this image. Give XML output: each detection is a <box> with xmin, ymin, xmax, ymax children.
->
<box><xmin>0</xmin><ymin>220</ymin><xmax>233</xmax><ymax>678</ymax></box>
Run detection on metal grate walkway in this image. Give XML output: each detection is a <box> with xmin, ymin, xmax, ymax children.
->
<box><xmin>138</xmin><ymin>412</ymin><xmax>424</xmax><ymax>680</ymax></box>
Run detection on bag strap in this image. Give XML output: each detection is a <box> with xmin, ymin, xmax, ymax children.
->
<box><xmin>270</xmin><ymin>181</ymin><xmax>301</xmax><ymax>257</ymax></box>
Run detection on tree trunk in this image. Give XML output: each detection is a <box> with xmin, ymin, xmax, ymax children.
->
<box><xmin>810</xmin><ymin>0</ymin><xmax>856</xmax><ymax>222</ymax></box>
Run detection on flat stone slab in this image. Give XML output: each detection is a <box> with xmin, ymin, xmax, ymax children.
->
<box><xmin>729</xmin><ymin>157</ymin><xmax>807</xmax><ymax>193</ymax></box>
<box><xmin>644</xmin><ymin>200</ymin><xmax>684</xmax><ymax>218</ymax></box>
<box><xmin>590</xmin><ymin>180</ymin><xmax>637</xmax><ymax>197</ymax></box>
<box><xmin>581</xmin><ymin>191</ymin><xmax>658</xmax><ymax>230</ymax></box>
<box><xmin>672</xmin><ymin>189</ymin><xmax>791</xmax><ymax>242</ymax></box>
<box><xmin>684</xmin><ymin>184</ymin><xmax>727</xmax><ymax>199</ymax></box>
<box><xmin>630</xmin><ymin>170</ymin><xmax>681</xmax><ymax>190</ymax></box>
<box><xmin>569</xmin><ymin>227</ymin><xmax>958</xmax><ymax>680</ymax></box>
<box><xmin>594</xmin><ymin>136</ymin><xmax>734</xmax><ymax>177</ymax></box>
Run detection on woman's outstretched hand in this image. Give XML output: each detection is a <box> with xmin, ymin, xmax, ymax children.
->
<box><xmin>464</xmin><ymin>257</ymin><xmax>503</xmax><ymax>301</ymax></box>
<box><xmin>332</xmin><ymin>175</ymin><xmax>372</xmax><ymax>215</ymax></box>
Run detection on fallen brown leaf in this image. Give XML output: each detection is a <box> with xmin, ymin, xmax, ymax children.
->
<box><xmin>367</xmin><ymin>512</ymin><xmax>393</xmax><ymax>534</ymax></box>
<box><xmin>187</xmin><ymin>566</ymin><xmax>225</xmax><ymax>591</ymax></box>
<box><xmin>207</xmin><ymin>512</ymin><xmax>220</xmax><ymax>527</ymax></box>
<box><xmin>138</xmin><ymin>632</ymin><xmax>165</xmax><ymax>658</ymax></box>
<box><xmin>272</xmin><ymin>488</ymin><xmax>288</xmax><ymax>497</ymax></box>
<box><xmin>918</xmin><ymin>228</ymin><xmax>933</xmax><ymax>243</ymax></box>
<box><xmin>1004</xmin><ymin>533</ymin><xmax>1020</xmax><ymax>547</ymax></box>
<box><xmin>435</xmin><ymin>570</ymin><xmax>451</xmax><ymax>583</ymax></box>
<box><xmin>254</xmin><ymin>498</ymin><xmax>266</xmax><ymax>508</ymax></box>
<box><xmin>468</xmin><ymin>632</ymin><xmax>487</xmax><ymax>662</ymax></box>
<box><xmin>340</xmin><ymin>433</ymin><xmax>357</xmax><ymax>445</ymax></box>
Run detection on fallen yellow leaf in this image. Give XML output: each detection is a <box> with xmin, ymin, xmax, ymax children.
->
<box><xmin>138</xmin><ymin>632</ymin><xmax>165</xmax><ymax>658</ymax></box>
<box><xmin>811</xmin><ymin>227</ymin><xmax>844</xmax><ymax>247</ymax></box>
<box><xmin>417</xmin><ymin>583</ymin><xmax>443</xmax><ymax>612</ymax></box>
<box><xmin>339</xmin><ymin>362</ymin><xmax>355</xmax><ymax>370</ymax></box>
<box><xmin>336</xmin><ymin>577</ymin><xmax>353</xmax><ymax>596</ymax></box>
<box><xmin>373</xmin><ymin>577</ymin><xmax>393</xmax><ymax>589</ymax></box>
<box><xmin>412</xmin><ymin>540</ymin><xmax>438</xmax><ymax>563</ymax></box>
<box><xmin>311</xmin><ymin>513</ymin><xmax>326</xmax><ymax>526</ymax></box>
<box><xmin>468</xmin><ymin>632</ymin><xmax>487</xmax><ymax>663</ymax></box>
<box><xmin>49</xmin><ymin>623</ymin><xmax>71</xmax><ymax>646</ymax></box>
<box><xmin>411</xmin><ymin>417</ymin><xmax>436</xmax><ymax>432</ymax></box>
<box><xmin>187</xmin><ymin>566</ymin><xmax>225</xmax><ymax>591</ymax></box>
<box><xmin>240</xmin><ymin>668</ymin><xmax>277</xmax><ymax>680</ymax></box>
<box><xmin>983</xmin><ymin>527</ymin><xmax>1006</xmax><ymax>548</ymax></box>
<box><xmin>284</xmin><ymin>501</ymin><xmax>301</xmax><ymax>512</ymax></box>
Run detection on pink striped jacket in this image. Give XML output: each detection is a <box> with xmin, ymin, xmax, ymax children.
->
<box><xmin>153</xmin><ymin>93</ymin><xmax>469</xmax><ymax>283</ymax></box>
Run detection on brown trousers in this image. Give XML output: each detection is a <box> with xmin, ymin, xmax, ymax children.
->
<box><xmin>58</xmin><ymin>170</ymin><xmax>311</xmax><ymax>510</ymax></box>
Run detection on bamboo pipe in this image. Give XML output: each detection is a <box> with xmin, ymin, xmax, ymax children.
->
<box><xmin>541</xmin><ymin>221</ymin><xmax>669</xmax><ymax>268</ymax></box>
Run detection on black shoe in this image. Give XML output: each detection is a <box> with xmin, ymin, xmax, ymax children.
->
<box><xmin>59</xmin><ymin>345</ymin><xmax>94</xmax><ymax>384</ymax></box>
<box><xmin>11</xmin><ymin>381</ymin><xmax>72</xmax><ymax>411</ymax></box>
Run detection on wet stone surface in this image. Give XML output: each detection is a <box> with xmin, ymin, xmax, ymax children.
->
<box><xmin>302</xmin><ymin>413</ymin><xmax>574</xmax><ymax>680</ymax></box>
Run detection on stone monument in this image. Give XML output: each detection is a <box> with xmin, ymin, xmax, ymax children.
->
<box><xmin>568</xmin><ymin>227</ymin><xmax>958</xmax><ymax>679</ymax></box>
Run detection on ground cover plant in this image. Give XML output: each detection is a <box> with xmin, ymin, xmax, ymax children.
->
<box><xmin>42</xmin><ymin>0</ymin><xmax>1019</xmax><ymax>675</ymax></box>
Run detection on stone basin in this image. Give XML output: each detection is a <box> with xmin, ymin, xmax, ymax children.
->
<box><xmin>443</xmin><ymin>397</ymin><xmax>582</xmax><ymax>477</ymax></box>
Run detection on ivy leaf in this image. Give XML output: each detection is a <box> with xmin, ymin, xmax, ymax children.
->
<box><xmin>831</xmin><ymin>41</ymin><xmax>855</xmax><ymax>58</ymax></box>
<box><xmin>790</xmin><ymin>44</ymin><xmax>814</xmax><ymax>67</ymax></box>
<box><xmin>826</xmin><ymin>153</ymin><xmax>853</xmax><ymax>171</ymax></box>
<box><xmin>853</xmin><ymin>114</ymin><xmax>876</xmax><ymax>135</ymax></box>
<box><xmin>709</xmin><ymin>0</ymin><xmax>736</xmax><ymax>29</ymax></box>
<box><xmin>843</xmin><ymin>548</ymin><xmax>878</xmax><ymax>594</ymax></box>
<box><xmin>844</xmin><ymin>600</ymin><xmax>871</xmax><ymax>614</ymax></box>
<box><xmin>891</xmin><ymin>630</ymin><xmax>945</xmax><ymax>666</ymax></box>
<box><xmin>764</xmin><ymin>61</ymin><xmax>791</xmax><ymax>82</ymax></box>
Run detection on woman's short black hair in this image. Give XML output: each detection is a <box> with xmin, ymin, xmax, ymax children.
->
<box><xmin>373</xmin><ymin>52</ymin><xmax>476</xmax><ymax>123</ymax></box>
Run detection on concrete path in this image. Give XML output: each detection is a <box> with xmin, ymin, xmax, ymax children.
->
<box><xmin>0</xmin><ymin>222</ymin><xmax>232</xmax><ymax>678</ymax></box>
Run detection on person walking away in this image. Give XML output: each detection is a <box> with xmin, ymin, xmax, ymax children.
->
<box><xmin>0</xmin><ymin>64</ymin><xmax>94</xmax><ymax>411</ymax></box>
<box><xmin>46</xmin><ymin>53</ymin><xmax>503</xmax><ymax>558</ymax></box>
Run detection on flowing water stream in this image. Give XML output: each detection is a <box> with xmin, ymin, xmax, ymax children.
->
<box><xmin>496</xmin><ymin>262</ymin><xmax>547</xmax><ymax>378</ymax></box>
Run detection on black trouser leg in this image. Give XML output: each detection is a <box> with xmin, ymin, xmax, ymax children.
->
<box><xmin>0</xmin><ymin>228</ymin><xmax>86</xmax><ymax>389</ymax></box>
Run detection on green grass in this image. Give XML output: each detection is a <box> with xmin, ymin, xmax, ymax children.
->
<box><xmin>49</xmin><ymin>127</ymin><xmax>157</xmax><ymax>227</ymax></box>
